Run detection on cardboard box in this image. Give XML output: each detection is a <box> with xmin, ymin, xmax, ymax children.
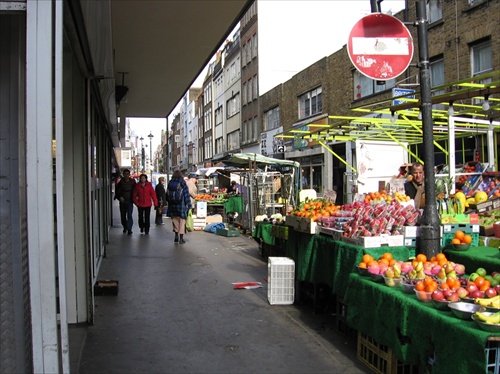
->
<box><xmin>94</xmin><ymin>280</ymin><xmax>119</xmax><ymax>296</ymax></box>
<box><xmin>403</xmin><ymin>226</ymin><xmax>420</xmax><ymax>238</ymax></box>
<box><xmin>469</xmin><ymin>197</ymin><xmax>500</xmax><ymax>213</ymax></box>
<box><xmin>295</xmin><ymin>218</ymin><xmax>318</xmax><ymax>234</ymax></box>
<box><xmin>480</xmin><ymin>225</ymin><xmax>495</xmax><ymax>236</ymax></box>
<box><xmin>285</xmin><ymin>215</ymin><xmax>301</xmax><ymax>229</ymax></box>
<box><xmin>205</xmin><ymin>214</ymin><xmax>223</xmax><ymax>224</ymax></box>
<box><xmin>196</xmin><ymin>201</ymin><xmax>207</xmax><ymax>217</ymax></box>
<box><xmin>342</xmin><ymin>235</ymin><xmax>404</xmax><ymax>248</ymax></box>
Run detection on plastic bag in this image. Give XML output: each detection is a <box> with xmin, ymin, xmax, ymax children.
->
<box><xmin>186</xmin><ymin>210</ymin><xmax>194</xmax><ymax>232</ymax></box>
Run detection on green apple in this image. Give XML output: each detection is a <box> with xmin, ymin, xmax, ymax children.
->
<box><xmin>494</xmin><ymin>273</ymin><xmax>500</xmax><ymax>283</ymax></box>
<box><xmin>490</xmin><ymin>279</ymin><xmax>499</xmax><ymax>288</ymax></box>
<box><xmin>469</xmin><ymin>273</ymin><xmax>479</xmax><ymax>282</ymax></box>
<box><xmin>476</xmin><ymin>268</ymin><xmax>487</xmax><ymax>277</ymax></box>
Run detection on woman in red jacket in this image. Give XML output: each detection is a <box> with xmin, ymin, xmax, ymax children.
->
<box><xmin>133</xmin><ymin>174</ymin><xmax>159</xmax><ymax>235</ymax></box>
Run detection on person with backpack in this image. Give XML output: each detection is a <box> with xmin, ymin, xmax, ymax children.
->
<box><xmin>115</xmin><ymin>169</ymin><xmax>137</xmax><ymax>235</ymax></box>
<box><xmin>167</xmin><ymin>170</ymin><xmax>192</xmax><ymax>244</ymax></box>
<box><xmin>133</xmin><ymin>173</ymin><xmax>159</xmax><ymax>235</ymax></box>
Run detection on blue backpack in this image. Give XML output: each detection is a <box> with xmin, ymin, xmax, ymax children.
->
<box><xmin>167</xmin><ymin>180</ymin><xmax>183</xmax><ymax>203</ymax></box>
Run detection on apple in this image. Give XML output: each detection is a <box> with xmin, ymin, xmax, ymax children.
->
<box><xmin>470</xmin><ymin>290</ymin><xmax>484</xmax><ymax>299</ymax></box>
<box><xmin>442</xmin><ymin>289</ymin><xmax>453</xmax><ymax>298</ymax></box>
<box><xmin>484</xmin><ymin>287</ymin><xmax>498</xmax><ymax>298</ymax></box>
<box><xmin>432</xmin><ymin>290</ymin><xmax>445</xmax><ymax>301</ymax></box>
<box><xmin>495</xmin><ymin>285</ymin><xmax>500</xmax><ymax>294</ymax></box>
<box><xmin>444</xmin><ymin>264</ymin><xmax>455</xmax><ymax>274</ymax></box>
<box><xmin>493</xmin><ymin>273</ymin><xmax>500</xmax><ymax>283</ymax></box>
<box><xmin>491</xmin><ymin>279</ymin><xmax>499</xmax><ymax>288</ymax></box>
<box><xmin>456</xmin><ymin>287</ymin><xmax>469</xmax><ymax>299</ymax></box>
<box><xmin>446</xmin><ymin>292</ymin><xmax>460</xmax><ymax>302</ymax></box>
<box><xmin>476</xmin><ymin>267</ymin><xmax>487</xmax><ymax>277</ymax></box>
<box><xmin>454</xmin><ymin>264</ymin><xmax>465</xmax><ymax>275</ymax></box>
<box><xmin>469</xmin><ymin>273</ymin><xmax>479</xmax><ymax>282</ymax></box>
<box><xmin>466</xmin><ymin>283</ymin><xmax>478</xmax><ymax>294</ymax></box>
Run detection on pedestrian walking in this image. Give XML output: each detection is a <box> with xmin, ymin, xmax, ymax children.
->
<box><xmin>133</xmin><ymin>174</ymin><xmax>159</xmax><ymax>235</ymax></box>
<box><xmin>155</xmin><ymin>176</ymin><xmax>167</xmax><ymax>225</ymax></box>
<box><xmin>115</xmin><ymin>169</ymin><xmax>136</xmax><ymax>235</ymax></box>
<box><xmin>167</xmin><ymin>170</ymin><xmax>192</xmax><ymax>244</ymax></box>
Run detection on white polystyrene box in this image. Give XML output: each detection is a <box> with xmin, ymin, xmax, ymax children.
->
<box><xmin>268</xmin><ymin>257</ymin><xmax>295</xmax><ymax>305</ymax></box>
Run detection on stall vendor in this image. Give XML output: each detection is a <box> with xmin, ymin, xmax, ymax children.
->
<box><xmin>227</xmin><ymin>180</ymin><xmax>239</xmax><ymax>195</ymax></box>
<box><xmin>404</xmin><ymin>162</ymin><xmax>425</xmax><ymax>209</ymax></box>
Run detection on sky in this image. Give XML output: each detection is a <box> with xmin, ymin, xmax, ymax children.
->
<box><xmin>129</xmin><ymin>0</ymin><xmax>406</xmax><ymax>147</ymax></box>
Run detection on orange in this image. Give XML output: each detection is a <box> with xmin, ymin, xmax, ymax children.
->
<box><xmin>475</xmin><ymin>276</ymin><xmax>485</xmax><ymax>287</ymax></box>
<box><xmin>438</xmin><ymin>259</ymin><xmax>448</xmax><ymax>267</ymax></box>
<box><xmin>452</xmin><ymin>279</ymin><xmax>461</xmax><ymax>290</ymax></box>
<box><xmin>454</xmin><ymin>230</ymin><xmax>465</xmax><ymax>241</ymax></box>
<box><xmin>463</xmin><ymin>234</ymin><xmax>473</xmax><ymax>244</ymax></box>
<box><xmin>378</xmin><ymin>258</ymin><xmax>390</xmax><ymax>266</ymax></box>
<box><xmin>436</xmin><ymin>253</ymin><xmax>446</xmax><ymax>261</ymax></box>
<box><xmin>439</xmin><ymin>283</ymin><xmax>450</xmax><ymax>290</ymax></box>
<box><xmin>415</xmin><ymin>281</ymin><xmax>425</xmax><ymax>292</ymax></box>
<box><xmin>416</xmin><ymin>254</ymin><xmax>427</xmax><ymax>263</ymax></box>
<box><xmin>446</xmin><ymin>277</ymin><xmax>456</xmax><ymax>288</ymax></box>
<box><xmin>479</xmin><ymin>280</ymin><xmax>491</xmax><ymax>291</ymax></box>
<box><xmin>362</xmin><ymin>254</ymin><xmax>374</xmax><ymax>264</ymax></box>
<box><xmin>424</xmin><ymin>276</ymin><xmax>434</xmax><ymax>287</ymax></box>
<box><xmin>358</xmin><ymin>262</ymin><xmax>367</xmax><ymax>268</ymax></box>
<box><xmin>451</xmin><ymin>238</ymin><xmax>461</xmax><ymax>245</ymax></box>
<box><xmin>381</xmin><ymin>252</ymin><xmax>393</xmax><ymax>261</ymax></box>
<box><xmin>425</xmin><ymin>283</ymin><xmax>438</xmax><ymax>293</ymax></box>
<box><xmin>389</xmin><ymin>259</ymin><xmax>397</xmax><ymax>267</ymax></box>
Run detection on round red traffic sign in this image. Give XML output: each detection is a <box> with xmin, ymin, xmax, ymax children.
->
<box><xmin>347</xmin><ymin>13</ymin><xmax>414</xmax><ymax>80</ymax></box>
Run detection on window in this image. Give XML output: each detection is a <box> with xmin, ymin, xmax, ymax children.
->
<box><xmin>252</xmin><ymin>75</ymin><xmax>258</xmax><ymax>99</ymax></box>
<box><xmin>246</xmin><ymin>38</ymin><xmax>252</xmax><ymax>64</ymax></box>
<box><xmin>471</xmin><ymin>40</ymin><xmax>492</xmax><ymax>77</ymax></box>
<box><xmin>227</xmin><ymin>130</ymin><xmax>240</xmax><ymax>151</ymax></box>
<box><xmin>204</xmin><ymin>108</ymin><xmax>212</xmax><ymax>132</ymax></box>
<box><xmin>242</xmin><ymin>117</ymin><xmax>258</xmax><ymax>144</ymax></box>
<box><xmin>242</xmin><ymin>43</ymin><xmax>246</xmax><ymax>66</ymax></box>
<box><xmin>248</xmin><ymin>77</ymin><xmax>253</xmax><ymax>102</ymax></box>
<box><xmin>353</xmin><ymin>71</ymin><xmax>396</xmax><ymax>99</ymax></box>
<box><xmin>215</xmin><ymin>137</ymin><xmax>224</xmax><ymax>154</ymax></box>
<box><xmin>215</xmin><ymin>106</ymin><xmax>223</xmax><ymax>127</ymax></box>
<box><xmin>298</xmin><ymin>87</ymin><xmax>322</xmax><ymax>119</ymax></box>
<box><xmin>242</xmin><ymin>82</ymin><xmax>247</xmax><ymax>105</ymax></box>
<box><xmin>204</xmin><ymin>135</ymin><xmax>212</xmax><ymax>159</ymax></box>
<box><xmin>427</xmin><ymin>0</ymin><xmax>442</xmax><ymax>24</ymax></box>
<box><xmin>430</xmin><ymin>58</ymin><xmax>445</xmax><ymax>110</ymax></box>
<box><xmin>252</xmin><ymin>34</ymin><xmax>257</xmax><ymax>59</ymax></box>
<box><xmin>264</xmin><ymin>107</ymin><xmax>280</xmax><ymax>131</ymax></box>
<box><xmin>226</xmin><ymin>94</ymin><xmax>240</xmax><ymax>118</ymax></box>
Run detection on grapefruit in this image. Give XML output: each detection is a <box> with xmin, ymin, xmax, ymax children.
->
<box><xmin>474</xmin><ymin>191</ymin><xmax>488</xmax><ymax>203</ymax></box>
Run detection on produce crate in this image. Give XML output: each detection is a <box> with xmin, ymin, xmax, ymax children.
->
<box><xmin>94</xmin><ymin>280</ymin><xmax>119</xmax><ymax>296</ymax></box>
<box><xmin>485</xmin><ymin>341</ymin><xmax>500</xmax><ymax>374</ymax></box>
<box><xmin>357</xmin><ymin>332</ymin><xmax>417</xmax><ymax>374</ymax></box>
<box><xmin>267</xmin><ymin>257</ymin><xmax>295</xmax><ymax>305</ymax></box>
<box><xmin>441</xmin><ymin>224</ymin><xmax>480</xmax><ymax>248</ymax></box>
<box><xmin>216</xmin><ymin>227</ymin><xmax>240</xmax><ymax>237</ymax></box>
<box><xmin>343</xmin><ymin>235</ymin><xmax>404</xmax><ymax>248</ymax></box>
<box><xmin>469</xmin><ymin>196</ymin><xmax>500</xmax><ymax>213</ymax></box>
<box><xmin>335</xmin><ymin>296</ymin><xmax>356</xmax><ymax>338</ymax></box>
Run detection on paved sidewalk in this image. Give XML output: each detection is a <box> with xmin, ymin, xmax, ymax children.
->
<box><xmin>70</xmin><ymin>206</ymin><xmax>368</xmax><ymax>373</ymax></box>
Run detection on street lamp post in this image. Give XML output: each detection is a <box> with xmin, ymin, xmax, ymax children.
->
<box><xmin>148</xmin><ymin>131</ymin><xmax>154</xmax><ymax>180</ymax></box>
<box><xmin>140</xmin><ymin>136</ymin><xmax>145</xmax><ymax>172</ymax></box>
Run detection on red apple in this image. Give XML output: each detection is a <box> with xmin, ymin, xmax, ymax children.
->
<box><xmin>432</xmin><ymin>290</ymin><xmax>445</xmax><ymax>301</ymax></box>
<box><xmin>495</xmin><ymin>285</ymin><xmax>500</xmax><ymax>294</ymax></box>
<box><xmin>442</xmin><ymin>289</ymin><xmax>453</xmax><ymax>298</ymax></box>
<box><xmin>470</xmin><ymin>290</ymin><xmax>484</xmax><ymax>299</ymax></box>
<box><xmin>446</xmin><ymin>292</ymin><xmax>460</xmax><ymax>302</ymax></box>
<box><xmin>454</xmin><ymin>264</ymin><xmax>465</xmax><ymax>275</ymax></box>
<box><xmin>484</xmin><ymin>287</ymin><xmax>498</xmax><ymax>298</ymax></box>
<box><xmin>466</xmin><ymin>283</ymin><xmax>478</xmax><ymax>294</ymax></box>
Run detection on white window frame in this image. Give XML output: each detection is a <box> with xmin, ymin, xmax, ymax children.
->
<box><xmin>427</xmin><ymin>0</ymin><xmax>442</xmax><ymax>24</ymax></box>
<box><xmin>264</xmin><ymin>107</ymin><xmax>280</xmax><ymax>131</ymax></box>
<box><xmin>353</xmin><ymin>71</ymin><xmax>396</xmax><ymax>100</ymax></box>
<box><xmin>298</xmin><ymin>87</ymin><xmax>322</xmax><ymax>119</ymax></box>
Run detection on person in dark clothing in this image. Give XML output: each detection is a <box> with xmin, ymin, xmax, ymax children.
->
<box><xmin>133</xmin><ymin>174</ymin><xmax>159</xmax><ymax>235</ymax></box>
<box><xmin>226</xmin><ymin>180</ymin><xmax>239</xmax><ymax>195</ymax></box>
<box><xmin>167</xmin><ymin>170</ymin><xmax>192</xmax><ymax>244</ymax></box>
<box><xmin>155</xmin><ymin>177</ymin><xmax>167</xmax><ymax>225</ymax></box>
<box><xmin>115</xmin><ymin>169</ymin><xmax>136</xmax><ymax>235</ymax></box>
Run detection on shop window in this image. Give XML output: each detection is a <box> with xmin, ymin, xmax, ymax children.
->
<box><xmin>298</xmin><ymin>87</ymin><xmax>322</xmax><ymax>119</ymax></box>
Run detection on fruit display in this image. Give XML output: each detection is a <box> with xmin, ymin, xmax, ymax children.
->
<box><xmin>291</xmin><ymin>198</ymin><xmax>339</xmax><ymax>222</ymax></box>
<box><xmin>342</xmin><ymin>200</ymin><xmax>420</xmax><ymax>238</ymax></box>
<box><xmin>194</xmin><ymin>193</ymin><xmax>227</xmax><ymax>203</ymax></box>
<box><xmin>450</xmin><ymin>230</ymin><xmax>473</xmax><ymax>246</ymax></box>
<box><xmin>476</xmin><ymin>174</ymin><xmax>500</xmax><ymax>198</ymax></box>
<box><xmin>473</xmin><ymin>310</ymin><xmax>500</xmax><ymax>325</ymax></box>
<box><xmin>475</xmin><ymin>295</ymin><xmax>500</xmax><ymax>309</ymax></box>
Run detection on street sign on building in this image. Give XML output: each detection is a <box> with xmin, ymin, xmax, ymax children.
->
<box><xmin>392</xmin><ymin>88</ymin><xmax>415</xmax><ymax>106</ymax></box>
<box><xmin>347</xmin><ymin>13</ymin><xmax>414</xmax><ymax>80</ymax></box>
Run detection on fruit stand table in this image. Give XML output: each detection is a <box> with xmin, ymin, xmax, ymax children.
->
<box><xmin>445</xmin><ymin>246</ymin><xmax>500</xmax><ymax>274</ymax></box>
<box><xmin>344</xmin><ymin>273</ymin><xmax>498</xmax><ymax>374</ymax></box>
<box><xmin>285</xmin><ymin>229</ymin><xmax>414</xmax><ymax>297</ymax></box>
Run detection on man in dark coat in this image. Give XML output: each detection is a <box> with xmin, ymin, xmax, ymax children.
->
<box><xmin>404</xmin><ymin>162</ymin><xmax>425</xmax><ymax>209</ymax></box>
<box><xmin>115</xmin><ymin>169</ymin><xmax>136</xmax><ymax>235</ymax></box>
<box><xmin>155</xmin><ymin>177</ymin><xmax>166</xmax><ymax>225</ymax></box>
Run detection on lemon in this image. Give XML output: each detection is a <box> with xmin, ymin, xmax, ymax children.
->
<box><xmin>474</xmin><ymin>191</ymin><xmax>488</xmax><ymax>203</ymax></box>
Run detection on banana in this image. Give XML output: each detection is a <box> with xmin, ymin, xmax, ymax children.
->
<box><xmin>475</xmin><ymin>295</ymin><xmax>500</xmax><ymax>307</ymax></box>
<box><xmin>474</xmin><ymin>311</ymin><xmax>491</xmax><ymax>322</ymax></box>
<box><xmin>474</xmin><ymin>311</ymin><xmax>500</xmax><ymax>325</ymax></box>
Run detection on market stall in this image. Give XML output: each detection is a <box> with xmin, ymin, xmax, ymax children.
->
<box><xmin>344</xmin><ymin>273</ymin><xmax>498</xmax><ymax>374</ymax></box>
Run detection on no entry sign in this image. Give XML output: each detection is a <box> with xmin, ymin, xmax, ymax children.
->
<box><xmin>347</xmin><ymin>13</ymin><xmax>414</xmax><ymax>80</ymax></box>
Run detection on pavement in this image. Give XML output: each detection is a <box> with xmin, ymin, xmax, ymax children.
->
<box><xmin>70</xmin><ymin>204</ymin><xmax>369</xmax><ymax>373</ymax></box>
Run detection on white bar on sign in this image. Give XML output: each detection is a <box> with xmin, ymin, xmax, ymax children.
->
<box><xmin>352</xmin><ymin>37</ymin><xmax>410</xmax><ymax>55</ymax></box>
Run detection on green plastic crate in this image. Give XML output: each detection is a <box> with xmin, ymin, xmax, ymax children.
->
<box><xmin>441</xmin><ymin>224</ymin><xmax>480</xmax><ymax>248</ymax></box>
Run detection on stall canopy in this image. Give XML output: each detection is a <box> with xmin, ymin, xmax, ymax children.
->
<box><xmin>216</xmin><ymin>153</ymin><xmax>300</xmax><ymax>169</ymax></box>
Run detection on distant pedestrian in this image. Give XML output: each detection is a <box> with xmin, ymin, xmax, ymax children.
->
<box><xmin>155</xmin><ymin>177</ymin><xmax>167</xmax><ymax>225</ymax></box>
<box><xmin>167</xmin><ymin>170</ymin><xmax>192</xmax><ymax>244</ymax></box>
<box><xmin>115</xmin><ymin>169</ymin><xmax>136</xmax><ymax>235</ymax></box>
<box><xmin>186</xmin><ymin>174</ymin><xmax>198</xmax><ymax>212</ymax></box>
<box><xmin>133</xmin><ymin>174</ymin><xmax>159</xmax><ymax>235</ymax></box>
